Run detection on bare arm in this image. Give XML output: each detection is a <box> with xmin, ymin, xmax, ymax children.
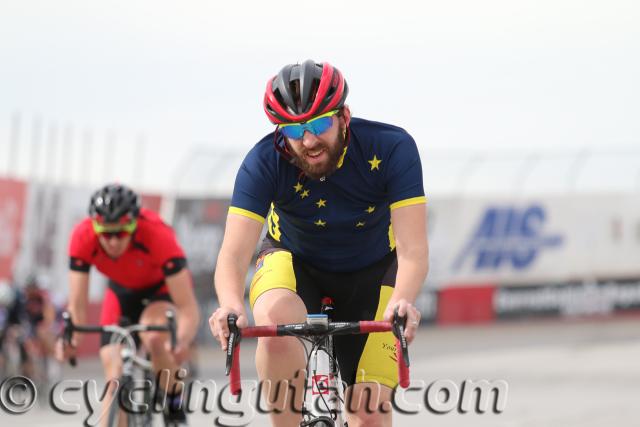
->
<box><xmin>42</xmin><ymin>295</ymin><xmax>56</xmax><ymax>327</ymax></box>
<box><xmin>67</xmin><ymin>270</ymin><xmax>90</xmax><ymax>340</ymax></box>
<box><xmin>210</xmin><ymin>213</ymin><xmax>264</xmax><ymax>348</ymax></box>
<box><xmin>165</xmin><ymin>268</ymin><xmax>200</xmax><ymax>347</ymax></box>
<box><xmin>56</xmin><ymin>270</ymin><xmax>89</xmax><ymax>361</ymax></box>
<box><xmin>384</xmin><ymin>202</ymin><xmax>429</xmax><ymax>342</ymax></box>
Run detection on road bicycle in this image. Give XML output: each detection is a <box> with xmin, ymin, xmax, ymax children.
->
<box><xmin>225</xmin><ymin>297</ymin><xmax>410</xmax><ymax>427</ymax></box>
<box><xmin>62</xmin><ymin>310</ymin><xmax>181</xmax><ymax>427</ymax></box>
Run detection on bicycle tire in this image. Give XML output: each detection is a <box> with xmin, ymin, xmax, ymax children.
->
<box><xmin>129</xmin><ymin>410</ymin><xmax>152</xmax><ymax>427</ymax></box>
<box><xmin>106</xmin><ymin>375</ymin><xmax>147</xmax><ymax>427</ymax></box>
<box><xmin>302</xmin><ymin>416</ymin><xmax>335</xmax><ymax>426</ymax></box>
<box><xmin>106</xmin><ymin>383</ymin><xmax>153</xmax><ymax>427</ymax></box>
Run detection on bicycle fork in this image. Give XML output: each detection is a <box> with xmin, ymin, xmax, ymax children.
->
<box><xmin>301</xmin><ymin>298</ymin><xmax>347</xmax><ymax>427</ymax></box>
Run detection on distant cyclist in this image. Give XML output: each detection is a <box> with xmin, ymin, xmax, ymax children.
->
<box><xmin>23</xmin><ymin>275</ymin><xmax>57</xmax><ymax>355</ymax></box>
<box><xmin>57</xmin><ymin>183</ymin><xmax>200</xmax><ymax>425</ymax></box>
<box><xmin>209</xmin><ymin>60</ymin><xmax>428</xmax><ymax>426</ymax></box>
<box><xmin>0</xmin><ymin>280</ymin><xmax>21</xmax><ymax>374</ymax></box>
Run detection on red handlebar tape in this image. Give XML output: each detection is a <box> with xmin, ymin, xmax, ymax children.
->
<box><xmin>359</xmin><ymin>321</ymin><xmax>392</xmax><ymax>333</ymax></box>
<box><xmin>396</xmin><ymin>338</ymin><xmax>410</xmax><ymax>388</ymax></box>
<box><xmin>241</xmin><ymin>325</ymin><xmax>278</xmax><ymax>338</ymax></box>
<box><xmin>229</xmin><ymin>344</ymin><xmax>242</xmax><ymax>395</ymax></box>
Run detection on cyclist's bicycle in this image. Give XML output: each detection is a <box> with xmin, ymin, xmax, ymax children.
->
<box><xmin>225</xmin><ymin>297</ymin><xmax>410</xmax><ymax>427</ymax></box>
<box><xmin>62</xmin><ymin>310</ymin><xmax>181</xmax><ymax>427</ymax></box>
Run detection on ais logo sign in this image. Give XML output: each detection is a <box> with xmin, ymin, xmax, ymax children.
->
<box><xmin>454</xmin><ymin>205</ymin><xmax>563</xmax><ymax>271</ymax></box>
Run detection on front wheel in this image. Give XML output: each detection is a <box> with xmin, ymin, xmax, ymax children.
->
<box><xmin>106</xmin><ymin>375</ymin><xmax>153</xmax><ymax>427</ymax></box>
<box><xmin>106</xmin><ymin>387</ymin><xmax>123</xmax><ymax>427</ymax></box>
<box><xmin>301</xmin><ymin>416</ymin><xmax>336</xmax><ymax>426</ymax></box>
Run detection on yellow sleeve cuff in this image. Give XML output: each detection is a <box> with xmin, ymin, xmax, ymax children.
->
<box><xmin>228</xmin><ymin>207</ymin><xmax>266</xmax><ymax>224</ymax></box>
<box><xmin>390</xmin><ymin>196</ymin><xmax>427</xmax><ymax>211</ymax></box>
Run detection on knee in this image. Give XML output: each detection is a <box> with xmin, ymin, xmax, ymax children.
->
<box><xmin>347</xmin><ymin>414</ymin><xmax>389</xmax><ymax>427</ymax></box>
<box><xmin>255</xmin><ymin>306</ymin><xmax>289</xmax><ymax>325</ymax></box>
<box><xmin>258</xmin><ymin>335</ymin><xmax>299</xmax><ymax>356</ymax></box>
<box><xmin>253</xmin><ymin>296</ymin><xmax>305</xmax><ymax>325</ymax></box>
<box><xmin>142</xmin><ymin>331</ymin><xmax>167</xmax><ymax>355</ymax></box>
<box><xmin>253</xmin><ymin>304</ymin><xmax>304</xmax><ymax>356</ymax></box>
<box><xmin>346</xmin><ymin>385</ymin><xmax>392</xmax><ymax>427</ymax></box>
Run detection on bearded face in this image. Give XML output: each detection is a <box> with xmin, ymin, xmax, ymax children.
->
<box><xmin>286</xmin><ymin>120</ymin><xmax>348</xmax><ymax>180</ymax></box>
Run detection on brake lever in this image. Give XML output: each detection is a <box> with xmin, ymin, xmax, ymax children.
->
<box><xmin>166</xmin><ymin>310</ymin><xmax>177</xmax><ymax>351</ymax></box>
<box><xmin>392</xmin><ymin>308</ymin><xmax>410</xmax><ymax>368</ymax></box>
<box><xmin>61</xmin><ymin>311</ymin><xmax>77</xmax><ymax>367</ymax></box>
<box><xmin>225</xmin><ymin>313</ymin><xmax>241</xmax><ymax>376</ymax></box>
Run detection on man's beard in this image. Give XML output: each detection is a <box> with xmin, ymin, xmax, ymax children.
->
<box><xmin>289</xmin><ymin>128</ymin><xmax>347</xmax><ymax>180</ymax></box>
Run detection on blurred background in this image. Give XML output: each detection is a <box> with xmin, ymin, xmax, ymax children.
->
<box><xmin>1</xmin><ymin>0</ymin><xmax>639</xmax><ymax>425</ymax></box>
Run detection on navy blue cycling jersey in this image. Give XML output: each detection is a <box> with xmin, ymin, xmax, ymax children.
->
<box><xmin>230</xmin><ymin>117</ymin><xmax>426</xmax><ymax>272</ymax></box>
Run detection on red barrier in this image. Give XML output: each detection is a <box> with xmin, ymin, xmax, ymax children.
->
<box><xmin>0</xmin><ymin>178</ymin><xmax>27</xmax><ymax>281</ymax></box>
<box><xmin>140</xmin><ymin>193</ymin><xmax>162</xmax><ymax>213</ymax></box>
<box><xmin>437</xmin><ymin>285</ymin><xmax>496</xmax><ymax>324</ymax></box>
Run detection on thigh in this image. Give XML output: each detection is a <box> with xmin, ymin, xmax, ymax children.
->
<box><xmin>249</xmin><ymin>247</ymin><xmax>322</xmax><ymax>316</ymax></box>
<box><xmin>99</xmin><ymin>286</ymin><xmax>130</xmax><ymax>347</ymax></box>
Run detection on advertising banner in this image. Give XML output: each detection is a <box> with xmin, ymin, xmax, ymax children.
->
<box><xmin>495</xmin><ymin>278</ymin><xmax>640</xmax><ymax>319</ymax></box>
<box><xmin>428</xmin><ymin>194</ymin><xmax>640</xmax><ymax>287</ymax></box>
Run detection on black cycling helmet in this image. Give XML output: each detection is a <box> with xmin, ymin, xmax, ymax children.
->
<box><xmin>89</xmin><ymin>183</ymin><xmax>140</xmax><ymax>223</ymax></box>
<box><xmin>264</xmin><ymin>60</ymin><xmax>349</xmax><ymax>124</ymax></box>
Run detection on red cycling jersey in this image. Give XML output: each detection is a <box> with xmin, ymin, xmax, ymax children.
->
<box><xmin>68</xmin><ymin>208</ymin><xmax>187</xmax><ymax>291</ymax></box>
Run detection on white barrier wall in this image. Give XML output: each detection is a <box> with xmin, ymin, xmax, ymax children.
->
<box><xmin>427</xmin><ymin>194</ymin><xmax>640</xmax><ymax>287</ymax></box>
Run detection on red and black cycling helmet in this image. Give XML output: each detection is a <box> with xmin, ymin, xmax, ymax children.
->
<box><xmin>263</xmin><ymin>60</ymin><xmax>349</xmax><ymax>124</ymax></box>
<box><xmin>89</xmin><ymin>183</ymin><xmax>140</xmax><ymax>223</ymax></box>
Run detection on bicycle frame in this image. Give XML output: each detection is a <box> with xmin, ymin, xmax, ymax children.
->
<box><xmin>61</xmin><ymin>311</ymin><xmax>177</xmax><ymax>426</ymax></box>
<box><xmin>225</xmin><ymin>304</ymin><xmax>410</xmax><ymax>427</ymax></box>
<box><xmin>302</xmin><ymin>307</ymin><xmax>345</xmax><ymax>426</ymax></box>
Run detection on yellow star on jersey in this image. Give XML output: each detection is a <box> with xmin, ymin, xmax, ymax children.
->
<box><xmin>356</xmin><ymin>221</ymin><xmax>366</xmax><ymax>227</ymax></box>
<box><xmin>316</xmin><ymin>199</ymin><xmax>327</xmax><ymax>208</ymax></box>
<box><xmin>365</xmin><ymin>206</ymin><xmax>375</xmax><ymax>214</ymax></box>
<box><xmin>300</xmin><ymin>189</ymin><xmax>310</xmax><ymax>199</ymax></box>
<box><xmin>368</xmin><ymin>155</ymin><xmax>382</xmax><ymax>171</ymax></box>
<box><xmin>314</xmin><ymin>219</ymin><xmax>326</xmax><ymax>227</ymax></box>
<box><xmin>293</xmin><ymin>182</ymin><xmax>303</xmax><ymax>193</ymax></box>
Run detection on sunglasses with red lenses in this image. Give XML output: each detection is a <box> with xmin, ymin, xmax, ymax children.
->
<box><xmin>92</xmin><ymin>218</ymin><xmax>137</xmax><ymax>239</ymax></box>
<box><xmin>99</xmin><ymin>230</ymin><xmax>131</xmax><ymax>239</ymax></box>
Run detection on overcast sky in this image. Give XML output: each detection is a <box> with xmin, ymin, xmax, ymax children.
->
<box><xmin>1</xmin><ymin>0</ymin><xmax>639</xmax><ymax>195</ymax></box>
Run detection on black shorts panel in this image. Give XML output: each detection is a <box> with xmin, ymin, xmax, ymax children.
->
<box><xmin>100</xmin><ymin>280</ymin><xmax>173</xmax><ymax>347</ymax></box>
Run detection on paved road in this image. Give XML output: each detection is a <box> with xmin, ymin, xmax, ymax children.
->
<box><xmin>2</xmin><ymin>315</ymin><xmax>639</xmax><ymax>426</ymax></box>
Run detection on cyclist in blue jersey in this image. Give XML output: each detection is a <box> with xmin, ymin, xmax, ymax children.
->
<box><xmin>209</xmin><ymin>60</ymin><xmax>429</xmax><ymax>427</ymax></box>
